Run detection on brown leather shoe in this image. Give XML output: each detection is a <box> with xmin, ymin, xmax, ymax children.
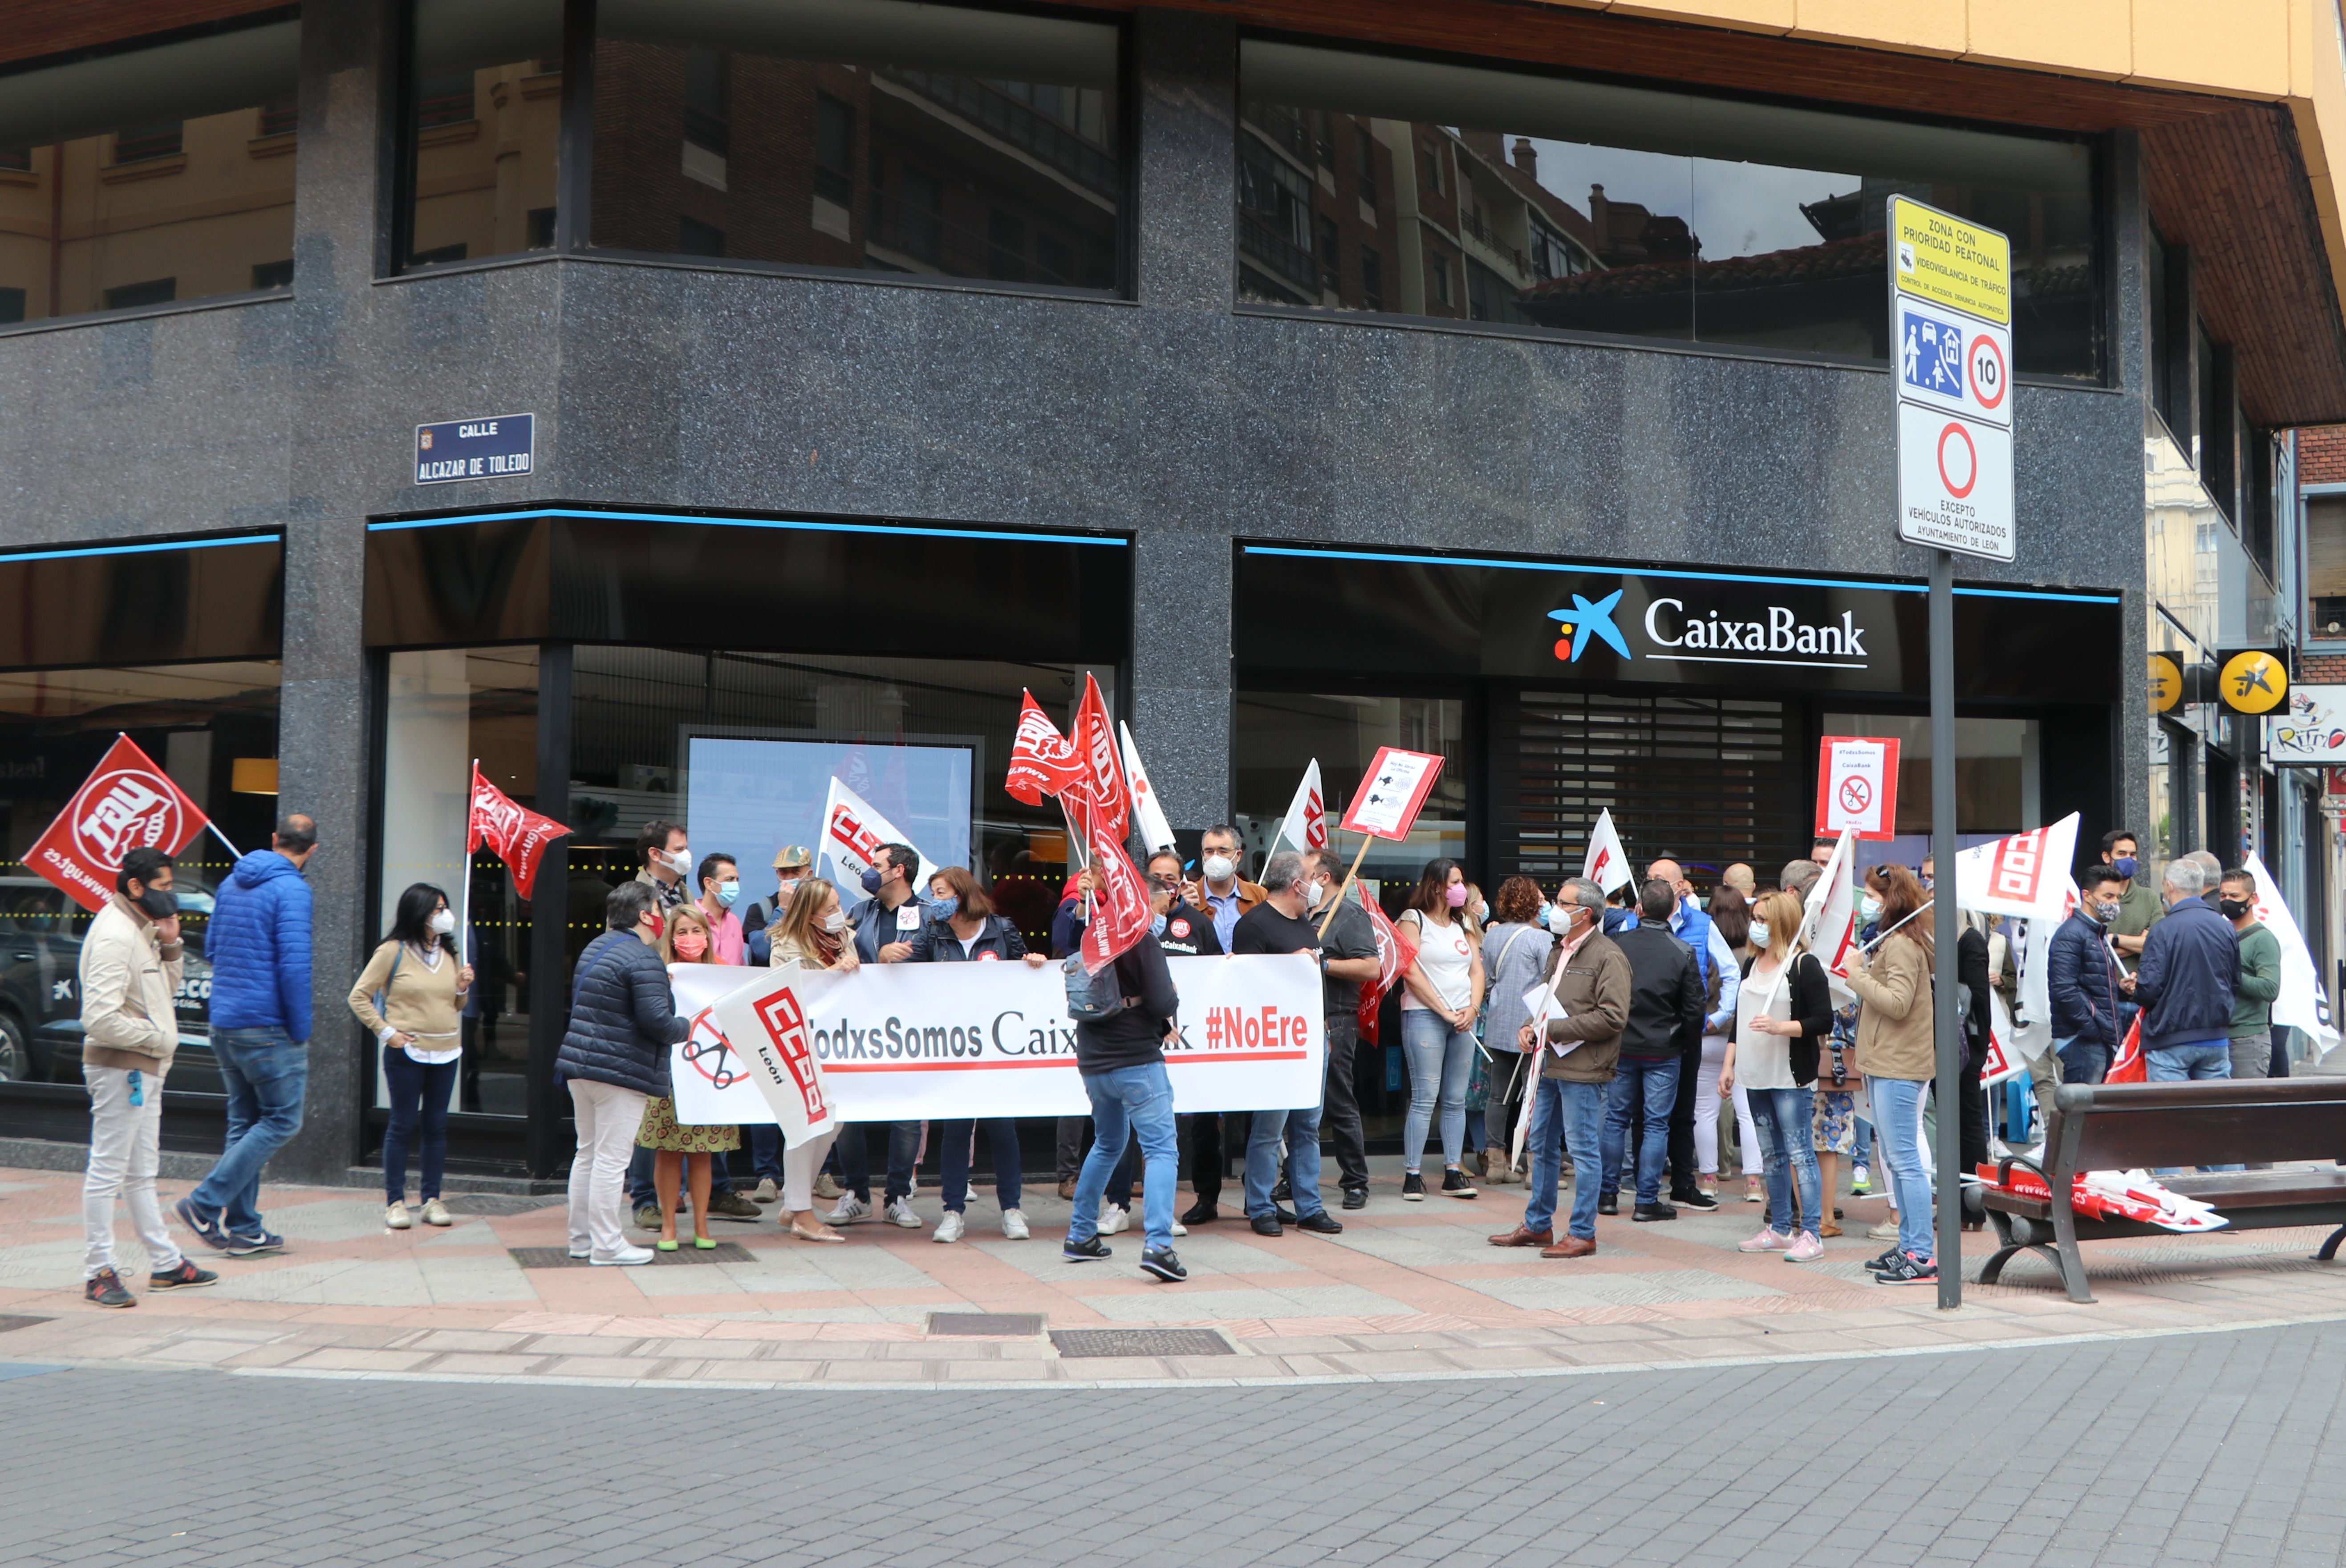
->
<box><xmin>1487</xmin><ymin>1225</ymin><xmax>1554</xmax><ymax>1248</ymax></box>
<box><xmin>1541</xmin><ymin>1235</ymin><xmax>1597</xmax><ymax>1259</ymax></box>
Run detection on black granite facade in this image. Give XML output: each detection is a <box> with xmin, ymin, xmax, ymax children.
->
<box><xmin>0</xmin><ymin>4</ymin><xmax>2155</xmax><ymax>1178</ymax></box>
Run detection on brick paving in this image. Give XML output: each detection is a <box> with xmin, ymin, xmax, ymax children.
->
<box><xmin>6</xmin><ymin>1162</ymin><xmax>2346</xmax><ymax>1388</ymax></box>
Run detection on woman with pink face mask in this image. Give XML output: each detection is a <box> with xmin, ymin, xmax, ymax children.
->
<box><xmin>1397</xmin><ymin>858</ymin><xmax>1487</xmax><ymax>1201</ymax></box>
<box><xmin>634</xmin><ymin>905</ymin><xmax>739</xmax><ymax>1251</ymax></box>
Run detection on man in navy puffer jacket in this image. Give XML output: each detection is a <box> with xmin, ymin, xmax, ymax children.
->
<box><xmin>558</xmin><ymin>881</ymin><xmax>688</xmax><ymax>1265</ymax></box>
<box><xmin>2048</xmin><ymin>864</ymin><xmax>2136</xmax><ymax>1086</ymax></box>
<box><xmin>176</xmin><ymin>816</ymin><xmax>318</xmax><ymax>1255</ymax></box>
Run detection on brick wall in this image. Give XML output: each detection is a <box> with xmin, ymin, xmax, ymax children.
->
<box><xmin>2</xmin><ymin>1</ymin><xmax>285</xmax><ymax>67</ymax></box>
<box><xmin>2299</xmin><ymin>425</ymin><xmax>2346</xmax><ymax>485</ymax></box>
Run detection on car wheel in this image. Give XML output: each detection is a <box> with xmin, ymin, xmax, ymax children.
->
<box><xmin>0</xmin><ymin>1011</ymin><xmax>30</xmax><ymax>1084</ymax></box>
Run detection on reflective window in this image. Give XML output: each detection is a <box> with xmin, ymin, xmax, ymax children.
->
<box><xmin>404</xmin><ymin>0</ymin><xmax>563</xmax><ymax>269</ymax></box>
<box><xmin>589</xmin><ymin>0</ymin><xmax>1122</xmax><ymax>289</ymax></box>
<box><xmin>1238</xmin><ymin>41</ymin><xmax>2099</xmax><ymax>378</ymax></box>
<box><xmin>2308</xmin><ymin>496</ymin><xmax>2346</xmax><ymax>638</ymax></box>
<box><xmin>1232</xmin><ymin>691</ymin><xmax>1467</xmax><ymax>891</ymax></box>
<box><xmin>0</xmin><ymin>20</ymin><xmax>299</xmax><ymax>322</ymax></box>
<box><xmin>0</xmin><ymin>662</ymin><xmax>282</xmax><ymax>1097</ymax></box>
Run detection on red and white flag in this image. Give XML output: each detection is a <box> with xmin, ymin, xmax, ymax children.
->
<box><xmin>1007</xmin><ymin>689</ymin><xmax>1083</xmax><ymax>807</ymax></box>
<box><xmin>1355</xmin><ymin>878</ymin><xmax>1417</xmax><ymax>1044</ymax></box>
<box><xmin>1796</xmin><ymin>829</ymin><xmax>1862</xmax><ymax>1005</ymax></box>
<box><xmin>1979</xmin><ymin>990</ymin><xmax>2026</xmax><ymax>1086</ymax></box>
<box><xmin>1954</xmin><ymin>814</ymin><xmax>2080</xmax><ymax>922</ymax></box>
<box><xmin>820</xmin><ymin>776</ymin><xmax>938</xmax><ymax>894</ymax></box>
<box><xmin>2107</xmin><ymin>1015</ymin><xmax>2145</xmax><ymax>1083</ymax></box>
<box><xmin>26</xmin><ymin>735</ymin><xmax>211</xmax><ymax>914</ymax></box>
<box><xmin>1118</xmin><ymin>721</ymin><xmax>1177</xmax><ymax>854</ymax></box>
<box><xmin>467</xmin><ymin>765</ymin><xmax>572</xmax><ymax>900</ymax></box>
<box><xmin>1582</xmin><ymin>808</ymin><xmax>1630</xmax><ymax>894</ymax></box>
<box><xmin>1273</xmin><ymin>760</ymin><xmax>1327</xmax><ymax>856</ymax></box>
<box><xmin>1064</xmin><ymin>675</ymin><xmax>1129</xmax><ymax>844</ymax></box>
<box><xmin>1079</xmin><ymin>830</ymin><xmax>1156</xmax><ymax>974</ymax></box>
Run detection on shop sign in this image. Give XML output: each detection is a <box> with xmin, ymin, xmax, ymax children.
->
<box><xmin>2148</xmin><ymin>653</ymin><xmax>2182</xmax><ymax>713</ymax></box>
<box><xmin>2216</xmin><ymin>648</ymin><xmax>2288</xmax><ymax>715</ymax></box>
<box><xmin>414</xmin><ymin>413</ymin><xmax>534</xmax><ymax>484</ymax></box>
<box><xmin>1542</xmin><ymin>577</ymin><xmax>1890</xmax><ymax>676</ymax></box>
<box><xmin>2268</xmin><ymin>684</ymin><xmax>2346</xmax><ymax>764</ymax></box>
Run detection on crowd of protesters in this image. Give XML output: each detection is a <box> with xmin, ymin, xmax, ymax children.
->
<box><xmin>75</xmin><ymin>810</ymin><xmax>2290</xmax><ymax>1302</ymax></box>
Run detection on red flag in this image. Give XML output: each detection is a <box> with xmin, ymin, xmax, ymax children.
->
<box><xmin>1079</xmin><ymin>827</ymin><xmax>1155</xmax><ymax>974</ymax></box>
<box><xmin>1063</xmin><ymin>675</ymin><xmax>1129</xmax><ymax>843</ymax></box>
<box><xmin>467</xmin><ymin>765</ymin><xmax>572</xmax><ymax>900</ymax></box>
<box><xmin>1354</xmin><ymin>879</ymin><xmax>1417</xmax><ymax>1044</ymax></box>
<box><xmin>1006</xmin><ymin>690</ymin><xmax>1083</xmax><ymax>806</ymax></box>
<box><xmin>2106</xmin><ymin>1014</ymin><xmax>2144</xmax><ymax>1084</ymax></box>
<box><xmin>26</xmin><ymin>735</ymin><xmax>211</xmax><ymax>914</ymax></box>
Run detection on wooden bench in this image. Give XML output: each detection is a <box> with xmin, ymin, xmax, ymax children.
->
<box><xmin>1977</xmin><ymin>1076</ymin><xmax>2346</xmax><ymax>1304</ymax></box>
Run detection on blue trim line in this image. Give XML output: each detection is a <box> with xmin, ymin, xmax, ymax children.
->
<box><xmin>368</xmin><ymin>507</ymin><xmax>1126</xmax><ymax>547</ymax></box>
<box><xmin>0</xmin><ymin>533</ymin><xmax>280</xmax><ymax>565</ymax></box>
<box><xmin>1238</xmin><ymin>543</ymin><xmax>2119</xmax><ymax>605</ymax></box>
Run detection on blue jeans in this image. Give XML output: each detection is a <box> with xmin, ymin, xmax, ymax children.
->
<box><xmin>744</xmin><ymin>1124</ymin><xmax>784</xmax><ymax>1185</ymax></box>
<box><xmin>2056</xmin><ymin>1036</ymin><xmax>2112</xmax><ymax>1085</ymax></box>
<box><xmin>1522</xmin><ymin>1076</ymin><xmax>1605</xmax><ymax>1240</ymax></box>
<box><xmin>1600</xmin><ymin>1055</ymin><xmax>1680</xmax><ymax>1206</ymax></box>
<box><xmin>1400</xmin><ymin>1009</ymin><xmax>1474</xmax><ymax>1173</ymax></box>
<box><xmin>937</xmin><ymin>1118</ymin><xmax>1023</xmax><ymax>1212</ymax></box>
<box><xmin>1870</xmin><ymin>1077</ymin><xmax>1936</xmax><ymax>1260</ymax></box>
<box><xmin>188</xmin><ymin>1028</ymin><xmax>308</xmax><ymax>1235</ymax></box>
<box><xmin>1746</xmin><ymin>1088</ymin><xmax>1822</xmax><ymax>1238</ymax></box>
<box><xmin>1069</xmin><ymin>1062</ymin><xmax>1178</xmax><ymax>1250</ymax></box>
<box><xmin>2147</xmin><ymin>1044</ymin><xmax>2244</xmax><ymax>1173</ymax></box>
<box><xmin>1246</xmin><ymin>1103</ymin><xmax>1324</xmax><ymax>1219</ymax></box>
<box><xmin>836</xmin><ymin>1120</ymin><xmax>919</xmax><ymax>1204</ymax></box>
<box><xmin>381</xmin><ymin>1045</ymin><xmax>457</xmax><ymax>1204</ymax></box>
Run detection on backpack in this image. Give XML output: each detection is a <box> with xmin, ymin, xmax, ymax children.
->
<box><xmin>1063</xmin><ymin>952</ymin><xmax>1128</xmax><ymax>1023</ymax></box>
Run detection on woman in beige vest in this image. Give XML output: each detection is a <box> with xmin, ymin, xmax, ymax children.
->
<box><xmin>348</xmin><ymin>883</ymin><xmax>473</xmax><ymax>1230</ymax></box>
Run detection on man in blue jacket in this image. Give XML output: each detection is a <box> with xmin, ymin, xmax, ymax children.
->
<box><xmin>175</xmin><ymin>816</ymin><xmax>317</xmax><ymax>1255</ymax></box>
<box><xmin>2048</xmin><ymin>865</ymin><xmax>2136</xmax><ymax>1086</ymax></box>
<box><xmin>2131</xmin><ymin>857</ymin><xmax>2240</xmax><ymax>1083</ymax></box>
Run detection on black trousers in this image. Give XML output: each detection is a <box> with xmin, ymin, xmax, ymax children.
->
<box><xmin>1322</xmin><ymin>1015</ymin><xmax>1367</xmax><ymax>1193</ymax></box>
<box><xmin>1180</xmin><ymin>1111</ymin><xmax>1252</xmax><ymax>1203</ymax></box>
<box><xmin>1958</xmin><ymin>1039</ymin><xmax>1990</xmax><ymax>1173</ymax></box>
<box><xmin>1664</xmin><ymin>1039</ymin><xmax>1701</xmax><ymax>1195</ymax></box>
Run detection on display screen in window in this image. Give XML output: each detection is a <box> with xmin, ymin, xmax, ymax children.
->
<box><xmin>590</xmin><ymin>0</ymin><xmax>1123</xmax><ymax>290</ymax></box>
<box><xmin>1236</xmin><ymin>41</ymin><xmax>2099</xmax><ymax>378</ymax></box>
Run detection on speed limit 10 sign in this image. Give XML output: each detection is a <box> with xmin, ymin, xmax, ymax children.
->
<box><xmin>1816</xmin><ymin>735</ymin><xmax>1900</xmax><ymax>841</ymax></box>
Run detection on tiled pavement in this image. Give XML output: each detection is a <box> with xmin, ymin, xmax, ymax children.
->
<box><xmin>6</xmin><ymin>1161</ymin><xmax>2346</xmax><ymax>1387</ymax></box>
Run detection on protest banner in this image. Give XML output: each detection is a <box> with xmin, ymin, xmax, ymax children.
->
<box><xmin>666</xmin><ymin>953</ymin><xmax>1325</xmax><ymax>1123</ymax></box>
<box><xmin>1814</xmin><ymin>736</ymin><xmax>1899</xmax><ymax>840</ymax></box>
<box><xmin>26</xmin><ymin>734</ymin><xmax>218</xmax><ymax>914</ymax></box>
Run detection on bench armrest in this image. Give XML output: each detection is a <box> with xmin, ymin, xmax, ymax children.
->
<box><xmin>1997</xmin><ymin>1153</ymin><xmax>2048</xmax><ymax>1187</ymax></box>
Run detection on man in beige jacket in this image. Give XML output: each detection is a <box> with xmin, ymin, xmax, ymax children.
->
<box><xmin>79</xmin><ymin>847</ymin><xmax>215</xmax><ymax>1307</ymax></box>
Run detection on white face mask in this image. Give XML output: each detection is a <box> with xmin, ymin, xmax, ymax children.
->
<box><xmin>1749</xmin><ymin>921</ymin><xmax>1770</xmax><ymax>950</ymax></box>
<box><xmin>428</xmin><ymin>909</ymin><xmax>455</xmax><ymax>935</ymax></box>
<box><xmin>820</xmin><ymin>908</ymin><xmax>847</xmax><ymax>934</ymax></box>
<box><xmin>1202</xmin><ymin>854</ymin><xmax>1235</xmax><ymax>883</ymax></box>
<box><xmin>1305</xmin><ymin>878</ymin><xmax>1328</xmax><ymax>908</ymax></box>
<box><xmin>666</xmin><ymin>847</ymin><xmax>692</xmax><ymax>875</ymax></box>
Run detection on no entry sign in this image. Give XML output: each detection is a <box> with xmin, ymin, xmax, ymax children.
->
<box><xmin>1816</xmin><ymin>736</ymin><xmax>1899</xmax><ymax>840</ymax></box>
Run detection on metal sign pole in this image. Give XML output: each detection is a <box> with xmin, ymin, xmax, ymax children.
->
<box><xmin>1929</xmin><ymin>552</ymin><xmax>1961</xmax><ymax>1309</ymax></box>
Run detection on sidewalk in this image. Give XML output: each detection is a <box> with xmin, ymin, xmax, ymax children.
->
<box><xmin>5</xmin><ymin>1164</ymin><xmax>2342</xmax><ymax>1388</ymax></box>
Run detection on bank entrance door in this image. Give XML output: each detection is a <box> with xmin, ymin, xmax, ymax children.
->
<box><xmin>1499</xmin><ymin>690</ymin><xmax>1798</xmax><ymax>889</ymax></box>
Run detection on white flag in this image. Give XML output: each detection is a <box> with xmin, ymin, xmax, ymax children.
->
<box><xmin>819</xmin><ymin>776</ymin><xmax>938</xmax><ymax>898</ymax></box>
<box><xmin>708</xmin><ymin>963</ymin><xmax>842</xmax><ymax>1149</ymax></box>
<box><xmin>1583</xmin><ymin>808</ymin><xmax>1631</xmax><ymax>894</ymax></box>
<box><xmin>2004</xmin><ymin>908</ymin><xmax>2063</xmax><ymax>1065</ymax></box>
<box><xmin>1795</xmin><ymin>829</ymin><xmax>1860</xmax><ymax>1005</ymax></box>
<box><xmin>2243</xmin><ymin>853</ymin><xmax>2339</xmax><ymax>1045</ymax></box>
<box><xmin>1271</xmin><ymin>758</ymin><xmax>1327</xmax><ymax>858</ymax></box>
<box><xmin>1954</xmin><ymin>814</ymin><xmax>2080</xmax><ymax>922</ymax></box>
<box><xmin>1117</xmin><ymin>722</ymin><xmax>1178</xmax><ymax>854</ymax></box>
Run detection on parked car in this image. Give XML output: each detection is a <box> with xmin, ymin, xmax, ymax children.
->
<box><xmin>0</xmin><ymin>874</ymin><xmax>220</xmax><ymax>1091</ymax></box>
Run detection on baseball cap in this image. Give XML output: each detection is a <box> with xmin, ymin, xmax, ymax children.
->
<box><xmin>773</xmin><ymin>845</ymin><xmax>812</xmax><ymax>871</ymax></box>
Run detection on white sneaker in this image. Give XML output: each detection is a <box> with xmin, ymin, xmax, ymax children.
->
<box><xmin>753</xmin><ymin>1178</ymin><xmax>779</xmax><ymax>1204</ymax></box>
<box><xmin>591</xmin><ymin>1244</ymin><xmax>655</xmax><ymax>1266</ymax></box>
<box><xmin>826</xmin><ymin>1195</ymin><xmax>870</xmax><ymax>1226</ymax></box>
<box><xmin>886</xmin><ymin>1196</ymin><xmax>923</xmax><ymax>1229</ymax></box>
<box><xmin>1171</xmin><ymin>1219</ymin><xmax>1188</xmax><ymax>1237</ymax></box>
<box><xmin>419</xmin><ymin>1198</ymin><xmax>452</xmax><ymax>1227</ymax></box>
<box><xmin>568</xmin><ymin>1245</ymin><xmax>591</xmax><ymax>1260</ymax></box>
<box><xmin>933</xmin><ymin>1211</ymin><xmax>965</xmax><ymax>1243</ymax></box>
<box><xmin>1098</xmin><ymin>1203</ymin><xmax>1130</xmax><ymax>1235</ymax></box>
<box><xmin>1000</xmin><ymin>1208</ymin><xmax>1029</xmax><ymax>1240</ymax></box>
<box><xmin>385</xmin><ymin>1202</ymin><xmax>412</xmax><ymax>1231</ymax></box>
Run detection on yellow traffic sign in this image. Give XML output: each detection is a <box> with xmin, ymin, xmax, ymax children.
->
<box><xmin>2219</xmin><ymin>650</ymin><xmax>2288</xmax><ymax>714</ymax></box>
<box><xmin>2149</xmin><ymin>654</ymin><xmax>2181</xmax><ymax>713</ymax></box>
<box><xmin>1892</xmin><ymin>197</ymin><xmax>2011</xmax><ymax>325</ymax></box>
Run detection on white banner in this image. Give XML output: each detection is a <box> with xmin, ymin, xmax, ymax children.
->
<box><xmin>2243</xmin><ymin>853</ymin><xmax>2340</xmax><ymax>1045</ymax></box>
<box><xmin>665</xmin><ymin>953</ymin><xmax>1326</xmax><ymax>1123</ymax></box>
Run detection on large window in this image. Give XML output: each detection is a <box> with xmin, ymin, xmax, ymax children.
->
<box><xmin>1232</xmin><ymin>691</ymin><xmax>1467</xmax><ymax>892</ymax></box>
<box><xmin>588</xmin><ymin>0</ymin><xmax>1122</xmax><ymax>289</ymax></box>
<box><xmin>1237</xmin><ymin>41</ymin><xmax>2100</xmax><ymax>378</ymax></box>
<box><xmin>0</xmin><ymin>19</ymin><xmax>300</xmax><ymax>322</ymax></box>
<box><xmin>2306</xmin><ymin>495</ymin><xmax>2346</xmax><ymax>638</ymax></box>
<box><xmin>0</xmin><ymin>662</ymin><xmax>281</xmax><ymax>1096</ymax></box>
<box><xmin>403</xmin><ymin>0</ymin><xmax>563</xmax><ymax>270</ymax></box>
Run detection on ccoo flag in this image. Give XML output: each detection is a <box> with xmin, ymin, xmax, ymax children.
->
<box><xmin>2242</xmin><ymin>853</ymin><xmax>2340</xmax><ymax>1046</ymax></box>
<box><xmin>1272</xmin><ymin>760</ymin><xmax>1328</xmax><ymax>857</ymax></box>
<box><xmin>1582</xmin><ymin>808</ymin><xmax>1631</xmax><ymax>894</ymax></box>
<box><xmin>467</xmin><ymin>765</ymin><xmax>572</xmax><ymax>900</ymax></box>
<box><xmin>1117</xmin><ymin>722</ymin><xmax>1177</xmax><ymax>854</ymax></box>
<box><xmin>26</xmin><ymin>735</ymin><xmax>212</xmax><ymax>914</ymax></box>
<box><xmin>820</xmin><ymin>776</ymin><xmax>939</xmax><ymax>897</ymax></box>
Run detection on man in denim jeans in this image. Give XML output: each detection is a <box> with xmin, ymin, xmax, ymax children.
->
<box><xmin>1062</xmin><ymin>921</ymin><xmax>1186</xmax><ymax>1283</ymax></box>
<box><xmin>175</xmin><ymin>816</ymin><xmax>317</xmax><ymax>1256</ymax></box>
<box><xmin>2131</xmin><ymin>857</ymin><xmax>2244</xmax><ymax>1172</ymax></box>
<box><xmin>1597</xmin><ymin>881</ymin><xmax>1708</xmax><ymax>1222</ymax></box>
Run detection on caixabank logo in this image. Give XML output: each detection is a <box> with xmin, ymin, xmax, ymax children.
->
<box><xmin>1548</xmin><ymin>580</ymin><xmax>1877</xmax><ymax>671</ymax></box>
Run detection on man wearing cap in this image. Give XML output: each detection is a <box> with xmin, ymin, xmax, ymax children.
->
<box><xmin>742</xmin><ymin>845</ymin><xmax>814</xmax><ymax>967</ymax></box>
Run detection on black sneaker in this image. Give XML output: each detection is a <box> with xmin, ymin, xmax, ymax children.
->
<box><xmin>147</xmin><ymin>1259</ymin><xmax>218</xmax><ymax>1291</ymax></box>
<box><xmin>223</xmin><ymin>1229</ymin><xmax>283</xmax><ymax>1257</ymax></box>
<box><xmin>1250</xmin><ymin>1213</ymin><xmax>1284</xmax><ymax>1237</ymax></box>
<box><xmin>1341</xmin><ymin>1187</ymin><xmax>1368</xmax><ymax>1211</ymax></box>
<box><xmin>1180</xmin><ymin>1200</ymin><xmax>1218</xmax><ymax>1226</ymax></box>
<box><xmin>1441</xmin><ymin>1169</ymin><xmax>1478</xmax><ymax>1199</ymax></box>
<box><xmin>1595</xmin><ymin>1194</ymin><xmax>1618</xmax><ymax>1216</ymax></box>
<box><xmin>1865</xmin><ymin>1247</ymin><xmax>1902</xmax><ymax>1272</ymax></box>
<box><xmin>1271</xmin><ymin>1177</ymin><xmax>1292</xmax><ymax>1203</ymax></box>
<box><xmin>1062</xmin><ymin>1235</ymin><xmax>1113</xmax><ymax>1262</ymax></box>
<box><xmin>1401</xmin><ymin>1172</ymin><xmax>1426</xmax><ymax>1202</ymax></box>
<box><xmin>1140</xmin><ymin>1247</ymin><xmax>1187</xmax><ymax>1283</ymax></box>
<box><xmin>1632</xmin><ymin>1201</ymin><xmax>1678</xmax><ymax>1223</ymax></box>
<box><xmin>1672</xmin><ymin>1188</ymin><xmax>1720</xmax><ymax>1213</ymax></box>
<box><xmin>173</xmin><ymin>1196</ymin><xmax>231</xmax><ymax>1253</ymax></box>
<box><xmin>84</xmin><ymin>1267</ymin><xmax>135</xmax><ymax>1308</ymax></box>
<box><xmin>1295</xmin><ymin>1210</ymin><xmax>1343</xmax><ymax>1235</ymax></box>
<box><xmin>1873</xmin><ymin>1251</ymin><xmax>1938</xmax><ymax>1286</ymax></box>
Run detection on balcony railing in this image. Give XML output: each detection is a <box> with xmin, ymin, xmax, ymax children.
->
<box><xmin>1238</xmin><ymin>212</ymin><xmax>1318</xmax><ymax>291</ymax></box>
<box><xmin>882</xmin><ymin>69</ymin><xmax>1117</xmax><ymax>197</ymax></box>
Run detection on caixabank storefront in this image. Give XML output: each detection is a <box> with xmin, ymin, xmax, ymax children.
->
<box><xmin>1228</xmin><ymin>543</ymin><xmax>2125</xmax><ymax>892</ymax></box>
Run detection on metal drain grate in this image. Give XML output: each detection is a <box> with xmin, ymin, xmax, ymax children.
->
<box><xmin>0</xmin><ymin>1315</ymin><xmax>53</xmax><ymax>1334</ymax></box>
<box><xmin>508</xmin><ymin>1243</ymin><xmax>755</xmax><ymax>1268</ymax></box>
<box><xmin>927</xmin><ymin>1312</ymin><xmax>1043</xmax><ymax>1337</ymax></box>
<box><xmin>1049</xmin><ymin>1328</ymin><xmax>1234</xmax><ymax>1359</ymax></box>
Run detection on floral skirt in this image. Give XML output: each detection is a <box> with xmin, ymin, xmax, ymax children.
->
<box><xmin>1810</xmin><ymin>1088</ymin><xmax>1856</xmax><ymax>1155</ymax></box>
<box><xmin>635</xmin><ymin>1096</ymin><xmax>739</xmax><ymax>1154</ymax></box>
